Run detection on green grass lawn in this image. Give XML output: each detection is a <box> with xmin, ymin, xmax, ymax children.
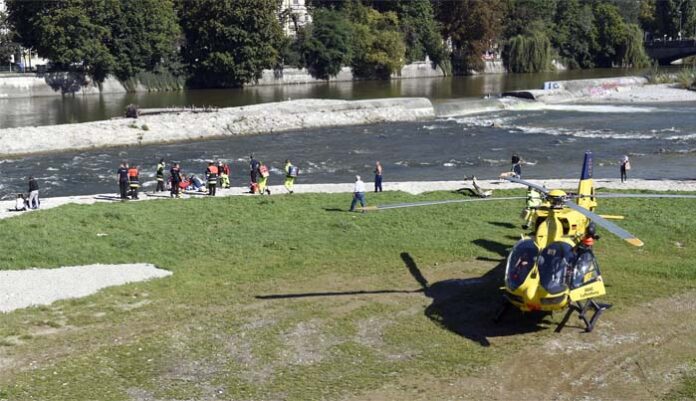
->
<box><xmin>0</xmin><ymin>190</ymin><xmax>694</xmax><ymax>400</ymax></box>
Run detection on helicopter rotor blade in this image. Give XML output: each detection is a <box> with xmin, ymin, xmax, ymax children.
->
<box><xmin>564</xmin><ymin>201</ymin><xmax>644</xmax><ymax>247</ymax></box>
<box><xmin>503</xmin><ymin>176</ymin><xmax>549</xmax><ymax>194</ymax></box>
<box><xmin>581</xmin><ymin>193</ymin><xmax>696</xmax><ymax>199</ymax></box>
<box><xmin>361</xmin><ymin>196</ymin><xmax>526</xmax><ymax>211</ymax></box>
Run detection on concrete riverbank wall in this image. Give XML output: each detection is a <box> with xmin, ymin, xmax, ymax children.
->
<box><xmin>0</xmin><ymin>61</ymin><xmax>447</xmax><ymax>99</ymax></box>
<box><xmin>503</xmin><ymin>76</ymin><xmax>648</xmax><ymax>103</ymax></box>
<box><xmin>0</xmin><ymin>97</ymin><xmax>435</xmax><ymax>157</ymax></box>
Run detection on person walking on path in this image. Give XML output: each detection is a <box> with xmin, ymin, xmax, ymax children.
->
<box><xmin>117</xmin><ymin>162</ymin><xmax>129</xmax><ymax>200</ymax></box>
<box><xmin>206</xmin><ymin>161</ymin><xmax>219</xmax><ymax>196</ymax></box>
<box><xmin>374</xmin><ymin>161</ymin><xmax>383</xmax><ymax>192</ymax></box>
<box><xmin>155</xmin><ymin>159</ymin><xmax>166</xmax><ymax>192</ymax></box>
<box><xmin>620</xmin><ymin>155</ymin><xmax>631</xmax><ymax>183</ymax></box>
<box><xmin>258</xmin><ymin>162</ymin><xmax>271</xmax><ymax>195</ymax></box>
<box><xmin>28</xmin><ymin>176</ymin><xmax>39</xmax><ymax>209</ymax></box>
<box><xmin>284</xmin><ymin>159</ymin><xmax>297</xmax><ymax>194</ymax></box>
<box><xmin>170</xmin><ymin>162</ymin><xmax>182</xmax><ymax>198</ymax></box>
<box><xmin>128</xmin><ymin>165</ymin><xmax>141</xmax><ymax>199</ymax></box>
<box><xmin>249</xmin><ymin>154</ymin><xmax>260</xmax><ymax>193</ymax></box>
<box><xmin>349</xmin><ymin>175</ymin><xmax>367</xmax><ymax>212</ymax></box>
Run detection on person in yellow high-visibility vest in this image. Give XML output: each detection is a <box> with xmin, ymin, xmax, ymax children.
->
<box><xmin>521</xmin><ymin>186</ymin><xmax>543</xmax><ymax>229</ymax></box>
<box><xmin>284</xmin><ymin>159</ymin><xmax>297</xmax><ymax>194</ymax></box>
<box><xmin>258</xmin><ymin>162</ymin><xmax>271</xmax><ymax>195</ymax></box>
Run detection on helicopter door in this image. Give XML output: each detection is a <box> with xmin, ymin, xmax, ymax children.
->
<box><xmin>570</xmin><ymin>251</ymin><xmax>601</xmax><ymax>290</ymax></box>
<box><xmin>505</xmin><ymin>240</ymin><xmax>538</xmax><ymax>290</ymax></box>
<box><xmin>537</xmin><ymin>242</ymin><xmax>575</xmax><ymax>294</ymax></box>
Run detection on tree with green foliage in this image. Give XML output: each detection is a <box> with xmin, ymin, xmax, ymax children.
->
<box><xmin>9</xmin><ymin>0</ymin><xmax>116</xmax><ymax>81</ymax></box>
<box><xmin>0</xmin><ymin>10</ymin><xmax>17</xmax><ymax>64</ymax></box>
<box><xmin>179</xmin><ymin>0</ymin><xmax>282</xmax><ymax>88</ymax></box>
<box><xmin>593</xmin><ymin>3</ymin><xmax>629</xmax><ymax>67</ymax></box>
<box><xmin>301</xmin><ymin>9</ymin><xmax>352</xmax><ymax>80</ymax></box>
<box><xmin>552</xmin><ymin>0</ymin><xmax>597</xmax><ymax>69</ymax></box>
<box><xmin>503</xmin><ymin>27</ymin><xmax>552</xmax><ymax>73</ymax></box>
<box><xmin>349</xmin><ymin>5</ymin><xmax>405</xmax><ymax>80</ymax></box>
<box><xmin>621</xmin><ymin>23</ymin><xmax>650</xmax><ymax>68</ymax></box>
<box><xmin>433</xmin><ymin>0</ymin><xmax>504</xmax><ymax>74</ymax></box>
<box><xmin>591</xmin><ymin>3</ymin><xmax>649</xmax><ymax>68</ymax></box>
<box><xmin>108</xmin><ymin>0</ymin><xmax>181</xmax><ymax>81</ymax></box>
<box><xmin>639</xmin><ymin>0</ymin><xmax>657</xmax><ymax>34</ymax></box>
<box><xmin>6</xmin><ymin>0</ymin><xmax>180</xmax><ymax>83</ymax></box>
<box><xmin>502</xmin><ymin>0</ymin><xmax>558</xmax><ymax>38</ymax></box>
<box><xmin>654</xmin><ymin>0</ymin><xmax>696</xmax><ymax>38</ymax></box>
<box><xmin>365</xmin><ymin>0</ymin><xmax>445</xmax><ymax>65</ymax></box>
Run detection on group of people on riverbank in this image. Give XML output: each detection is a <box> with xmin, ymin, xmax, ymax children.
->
<box><xmin>116</xmin><ymin>156</ymin><xmax>300</xmax><ymax>200</ymax></box>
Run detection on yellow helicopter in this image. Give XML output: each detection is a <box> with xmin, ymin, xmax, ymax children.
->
<box><xmin>362</xmin><ymin>151</ymin><xmax>696</xmax><ymax>332</ymax></box>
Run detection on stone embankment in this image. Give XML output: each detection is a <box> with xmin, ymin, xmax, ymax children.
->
<box><xmin>503</xmin><ymin>76</ymin><xmax>650</xmax><ymax>102</ymax></box>
<box><xmin>0</xmin><ymin>61</ymin><xmax>446</xmax><ymax>99</ymax></box>
<box><xmin>0</xmin><ymin>97</ymin><xmax>435</xmax><ymax>157</ymax></box>
<box><xmin>0</xmin><ymin>72</ymin><xmax>126</xmax><ymax>98</ymax></box>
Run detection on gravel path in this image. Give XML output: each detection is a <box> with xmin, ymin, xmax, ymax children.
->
<box><xmin>1</xmin><ymin>179</ymin><xmax>694</xmax><ymax>222</ymax></box>
<box><xmin>0</xmin><ymin>264</ymin><xmax>171</xmax><ymax>313</ymax></box>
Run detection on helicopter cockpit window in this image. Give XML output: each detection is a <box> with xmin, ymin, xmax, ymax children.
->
<box><xmin>538</xmin><ymin>242</ymin><xmax>575</xmax><ymax>294</ymax></box>
<box><xmin>570</xmin><ymin>251</ymin><xmax>601</xmax><ymax>289</ymax></box>
<box><xmin>506</xmin><ymin>240</ymin><xmax>538</xmax><ymax>291</ymax></box>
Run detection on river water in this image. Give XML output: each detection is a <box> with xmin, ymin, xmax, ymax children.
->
<box><xmin>0</xmin><ymin>68</ymin><xmax>694</xmax><ymax>198</ymax></box>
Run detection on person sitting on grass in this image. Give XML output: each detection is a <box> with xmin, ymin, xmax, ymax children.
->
<box><xmin>14</xmin><ymin>193</ymin><xmax>27</xmax><ymax>211</ymax></box>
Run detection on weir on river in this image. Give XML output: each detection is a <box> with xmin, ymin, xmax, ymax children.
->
<box><xmin>0</xmin><ymin>68</ymin><xmax>694</xmax><ymax>198</ymax></box>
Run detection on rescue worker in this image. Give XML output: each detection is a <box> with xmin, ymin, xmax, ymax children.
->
<box><xmin>128</xmin><ymin>164</ymin><xmax>140</xmax><ymax>199</ymax></box>
<box><xmin>205</xmin><ymin>161</ymin><xmax>219</xmax><ymax>196</ymax></box>
<box><xmin>220</xmin><ymin>163</ymin><xmax>231</xmax><ymax>189</ymax></box>
<box><xmin>577</xmin><ymin>223</ymin><xmax>600</xmax><ymax>252</ymax></box>
<box><xmin>216</xmin><ymin>160</ymin><xmax>224</xmax><ymax>186</ymax></box>
<box><xmin>284</xmin><ymin>159</ymin><xmax>296</xmax><ymax>194</ymax></box>
<box><xmin>258</xmin><ymin>161</ymin><xmax>271</xmax><ymax>195</ymax></box>
<box><xmin>117</xmin><ymin>162</ymin><xmax>129</xmax><ymax>200</ymax></box>
<box><xmin>170</xmin><ymin>162</ymin><xmax>182</xmax><ymax>198</ymax></box>
<box><xmin>249</xmin><ymin>154</ymin><xmax>260</xmax><ymax>193</ymax></box>
<box><xmin>521</xmin><ymin>186</ymin><xmax>543</xmax><ymax>229</ymax></box>
<box><xmin>155</xmin><ymin>159</ymin><xmax>166</xmax><ymax>192</ymax></box>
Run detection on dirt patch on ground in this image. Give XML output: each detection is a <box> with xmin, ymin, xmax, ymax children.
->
<box><xmin>344</xmin><ymin>291</ymin><xmax>696</xmax><ymax>401</ymax></box>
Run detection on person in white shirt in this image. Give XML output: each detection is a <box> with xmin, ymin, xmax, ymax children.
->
<box><xmin>350</xmin><ymin>175</ymin><xmax>367</xmax><ymax>212</ymax></box>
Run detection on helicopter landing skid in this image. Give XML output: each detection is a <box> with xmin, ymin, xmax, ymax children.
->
<box><xmin>555</xmin><ymin>300</ymin><xmax>612</xmax><ymax>333</ymax></box>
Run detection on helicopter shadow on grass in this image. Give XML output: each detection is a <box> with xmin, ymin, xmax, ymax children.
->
<box><xmin>488</xmin><ymin>221</ymin><xmax>518</xmax><ymax>229</ymax></box>
<box><xmin>401</xmin><ymin>252</ymin><xmax>548</xmax><ymax>347</ymax></box>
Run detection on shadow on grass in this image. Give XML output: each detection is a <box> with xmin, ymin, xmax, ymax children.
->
<box><xmin>255</xmin><ymin>249</ymin><xmax>547</xmax><ymax>347</ymax></box>
<box><xmin>256</xmin><ymin>288</ymin><xmax>423</xmax><ymax>300</ymax></box>
<box><xmin>488</xmin><ymin>221</ymin><xmax>517</xmax><ymax>229</ymax></box>
<box><xmin>323</xmin><ymin>208</ymin><xmax>348</xmax><ymax>213</ymax></box>
<box><xmin>401</xmin><ymin>252</ymin><xmax>547</xmax><ymax>347</ymax></box>
<box><xmin>472</xmin><ymin>239</ymin><xmax>511</xmax><ymax>257</ymax></box>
